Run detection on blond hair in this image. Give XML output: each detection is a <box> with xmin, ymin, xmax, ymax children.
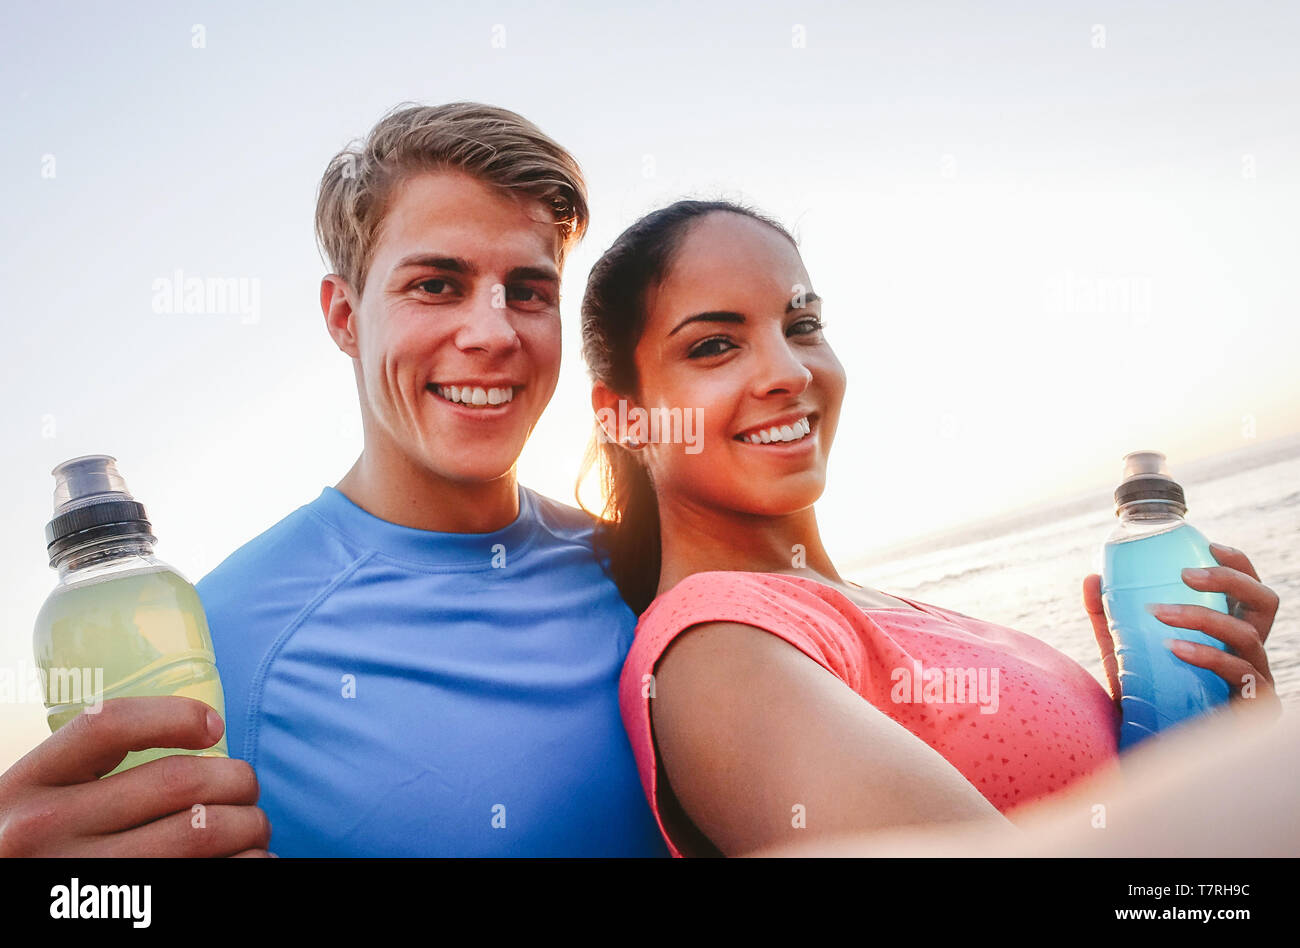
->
<box><xmin>314</xmin><ymin>102</ymin><xmax>589</xmax><ymax>296</ymax></box>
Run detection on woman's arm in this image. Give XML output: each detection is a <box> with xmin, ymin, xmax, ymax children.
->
<box><xmin>651</xmin><ymin>620</ymin><xmax>1015</xmax><ymax>856</ymax></box>
<box><xmin>748</xmin><ymin>696</ymin><xmax>1292</xmax><ymax>857</ymax></box>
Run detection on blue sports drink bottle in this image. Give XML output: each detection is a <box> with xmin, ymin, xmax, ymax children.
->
<box><xmin>1099</xmin><ymin>450</ymin><xmax>1231</xmax><ymax>751</ymax></box>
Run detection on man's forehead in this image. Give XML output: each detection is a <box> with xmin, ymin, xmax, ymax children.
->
<box><xmin>376</xmin><ymin>172</ymin><xmax>559</xmax><ymax>269</ymax></box>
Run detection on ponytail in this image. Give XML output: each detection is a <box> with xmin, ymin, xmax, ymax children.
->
<box><xmin>578</xmin><ymin>429</ymin><xmax>661</xmax><ymax>615</ymax></box>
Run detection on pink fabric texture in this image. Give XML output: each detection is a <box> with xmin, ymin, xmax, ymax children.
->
<box><xmin>619</xmin><ymin>570</ymin><xmax>1120</xmax><ymax>857</ymax></box>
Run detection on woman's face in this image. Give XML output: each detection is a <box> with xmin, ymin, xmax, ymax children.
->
<box><xmin>628</xmin><ymin>211</ymin><xmax>847</xmax><ymax>519</ymax></box>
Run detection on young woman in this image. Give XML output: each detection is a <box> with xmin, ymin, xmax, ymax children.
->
<box><xmin>578</xmin><ymin>200</ymin><xmax>1283</xmax><ymax>857</ymax></box>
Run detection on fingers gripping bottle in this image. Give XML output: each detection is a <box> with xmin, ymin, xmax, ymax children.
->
<box><xmin>1100</xmin><ymin>450</ymin><xmax>1231</xmax><ymax>751</ymax></box>
<box><xmin>33</xmin><ymin>455</ymin><xmax>229</xmax><ymax>777</ymax></box>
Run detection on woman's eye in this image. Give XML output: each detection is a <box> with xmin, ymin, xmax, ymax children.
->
<box><xmin>688</xmin><ymin>336</ymin><xmax>736</xmax><ymax>359</ymax></box>
<box><xmin>790</xmin><ymin>316</ymin><xmax>825</xmax><ymax>335</ymax></box>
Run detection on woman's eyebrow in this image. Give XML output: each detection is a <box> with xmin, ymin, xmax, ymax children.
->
<box><xmin>667</xmin><ymin>293</ymin><xmax>821</xmax><ymax>337</ymax></box>
<box><xmin>668</xmin><ymin>311</ymin><xmax>744</xmax><ymax>337</ymax></box>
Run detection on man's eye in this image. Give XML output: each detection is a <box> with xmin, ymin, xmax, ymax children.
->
<box><xmin>506</xmin><ymin>285</ymin><xmax>552</xmax><ymax>306</ymax></box>
<box><xmin>790</xmin><ymin>316</ymin><xmax>825</xmax><ymax>335</ymax></box>
<box><xmin>416</xmin><ymin>278</ymin><xmax>455</xmax><ymax>296</ymax></box>
<box><xmin>688</xmin><ymin>336</ymin><xmax>736</xmax><ymax>359</ymax></box>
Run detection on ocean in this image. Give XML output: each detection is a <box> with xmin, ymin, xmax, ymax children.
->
<box><xmin>847</xmin><ymin>433</ymin><xmax>1300</xmax><ymax>710</ymax></box>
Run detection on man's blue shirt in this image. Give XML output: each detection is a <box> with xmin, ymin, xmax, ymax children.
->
<box><xmin>195</xmin><ymin>484</ymin><xmax>668</xmax><ymax>857</ymax></box>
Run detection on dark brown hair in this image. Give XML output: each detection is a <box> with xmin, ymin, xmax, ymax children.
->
<box><xmin>578</xmin><ymin>200</ymin><xmax>797</xmax><ymax>614</ymax></box>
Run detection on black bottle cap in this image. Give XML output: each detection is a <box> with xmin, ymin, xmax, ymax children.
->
<box><xmin>1113</xmin><ymin>450</ymin><xmax>1187</xmax><ymax>512</ymax></box>
<box><xmin>44</xmin><ymin>455</ymin><xmax>155</xmax><ymax>565</ymax></box>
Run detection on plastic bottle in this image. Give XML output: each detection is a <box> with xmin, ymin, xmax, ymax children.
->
<box><xmin>33</xmin><ymin>455</ymin><xmax>228</xmax><ymax>777</ymax></box>
<box><xmin>1100</xmin><ymin>450</ymin><xmax>1231</xmax><ymax>751</ymax></box>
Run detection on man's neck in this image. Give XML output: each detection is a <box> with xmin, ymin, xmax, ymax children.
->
<box><xmin>334</xmin><ymin>448</ymin><xmax>521</xmax><ymax>535</ymax></box>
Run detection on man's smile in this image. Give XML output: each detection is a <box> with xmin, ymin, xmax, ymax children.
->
<box><xmin>427</xmin><ymin>382</ymin><xmax>522</xmax><ymax>411</ymax></box>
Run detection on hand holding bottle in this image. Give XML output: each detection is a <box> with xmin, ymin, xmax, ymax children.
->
<box><xmin>0</xmin><ymin>696</ymin><xmax>273</xmax><ymax>857</ymax></box>
<box><xmin>1146</xmin><ymin>543</ymin><xmax>1281</xmax><ymax>719</ymax></box>
<box><xmin>1083</xmin><ymin>541</ymin><xmax>1282</xmax><ymax>726</ymax></box>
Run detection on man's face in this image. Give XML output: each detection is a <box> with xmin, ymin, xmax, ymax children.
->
<box><xmin>340</xmin><ymin>169</ymin><xmax>563</xmax><ymax>484</ymax></box>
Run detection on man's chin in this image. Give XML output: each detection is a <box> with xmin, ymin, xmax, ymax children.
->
<box><xmin>422</xmin><ymin>453</ymin><xmax>521</xmax><ymax>487</ymax></box>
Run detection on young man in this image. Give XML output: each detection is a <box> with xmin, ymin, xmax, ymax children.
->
<box><xmin>193</xmin><ymin>102</ymin><xmax>668</xmax><ymax>856</ymax></box>
<box><xmin>0</xmin><ymin>103</ymin><xmax>668</xmax><ymax>858</ymax></box>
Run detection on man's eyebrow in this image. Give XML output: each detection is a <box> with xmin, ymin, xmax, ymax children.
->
<box><xmin>393</xmin><ymin>254</ymin><xmax>477</xmax><ymax>274</ymax></box>
<box><xmin>667</xmin><ymin>293</ymin><xmax>821</xmax><ymax>337</ymax></box>
<box><xmin>504</xmin><ymin>265</ymin><xmax>559</xmax><ymax>283</ymax></box>
<box><xmin>391</xmin><ymin>256</ymin><xmax>558</xmax><ymax>284</ymax></box>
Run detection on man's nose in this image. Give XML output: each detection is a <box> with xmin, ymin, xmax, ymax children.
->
<box><xmin>454</xmin><ymin>285</ymin><xmax>522</xmax><ymax>354</ymax></box>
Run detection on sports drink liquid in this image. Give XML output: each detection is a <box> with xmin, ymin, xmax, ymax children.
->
<box><xmin>33</xmin><ymin>455</ymin><xmax>228</xmax><ymax>777</ymax></box>
<box><xmin>1100</xmin><ymin>450</ymin><xmax>1231</xmax><ymax>751</ymax></box>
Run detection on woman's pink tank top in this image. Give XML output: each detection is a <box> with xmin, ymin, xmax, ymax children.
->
<box><xmin>619</xmin><ymin>570</ymin><xmax>1120</xmax><ymax>856</ymax></box>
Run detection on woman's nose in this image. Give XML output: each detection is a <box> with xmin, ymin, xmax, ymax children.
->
<box><xmin>751</xmin><ymin>337</ymin><xmax>813</xmax><ymax>398</ymax></box>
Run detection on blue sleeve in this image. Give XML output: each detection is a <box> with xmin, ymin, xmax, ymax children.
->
<box><xmin>194</xmin><ymin>509</ymin><xmax>359</xmax><ymax>763</ymax></box>
<box><xmin>197</xmin><ymin>561</ymin><xmax>272</xmax><ymax>764</ymax></box>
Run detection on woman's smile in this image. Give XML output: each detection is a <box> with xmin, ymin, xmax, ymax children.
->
<box><xmin>732</xmin><ymin>411</ymin><xmax>818</xmax><ymax>447</ymax></box>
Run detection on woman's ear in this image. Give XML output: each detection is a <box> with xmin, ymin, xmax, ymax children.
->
<box><xmin>591</xmin><ymin>380</ymin><xmax>624</xmax><ymax>444</ymax></box>
<box><xmin>592</xmin><ymin>381</ymin><xmax>650</xmax><ymax>448</ymax></box>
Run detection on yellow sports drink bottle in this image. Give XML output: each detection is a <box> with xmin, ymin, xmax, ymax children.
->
<box><xmin>33</xmin><ymin>455</ymin><xmax>228</xmax><ymax>777</ymax></box>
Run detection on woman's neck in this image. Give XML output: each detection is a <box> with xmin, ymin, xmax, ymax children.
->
<box><xmin>655</xmin><ymin>494</ymin><xmax>845</xmax><ymax>596</ymax></box>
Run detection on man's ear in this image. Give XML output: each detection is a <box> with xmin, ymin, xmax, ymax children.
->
<box><xmin>321</xmin><ymin>274</ymin><xmax>360</xmax><ymax>358</ymax></box>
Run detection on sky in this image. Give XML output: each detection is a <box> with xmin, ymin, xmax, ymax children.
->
<box><xmin>2</xmin><ymin>1</ymin><xmax>1298</xmax><ymax>764</ymax></box>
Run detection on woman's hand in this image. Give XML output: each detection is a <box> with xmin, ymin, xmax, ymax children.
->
<box><xmin>1083</xmin><ymin>542</ymin><xmax>1282</xmax><ymax>722</ymax></box>
<box><xmin>1082</xmin><ymin>573</ymin><xmax>1122</xmax><ymax>710</ymax></box>
<box><xmin>1152</xmin><ymin>542</ymin><xmax>1282</xmax><ymax>719</ymax></box>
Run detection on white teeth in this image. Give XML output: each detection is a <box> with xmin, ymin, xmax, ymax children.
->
<box><xmin>434</xmin><ymin>384</ymin><xmax>515</xmax><ymax>407</ymax></box>
<box><xmin>740</xmin><ymin>416</ymin><xmax>812</xmax><ymax>444</ymax></box>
